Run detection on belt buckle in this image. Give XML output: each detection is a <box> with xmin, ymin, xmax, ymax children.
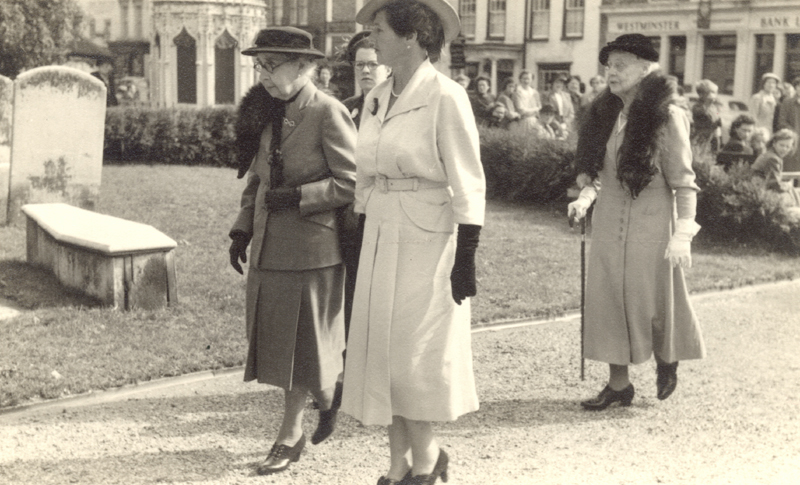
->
<box><xmin>376</xmin><ymin>175</ymin><xmax>388</xmax><ymax>193</ymax></box>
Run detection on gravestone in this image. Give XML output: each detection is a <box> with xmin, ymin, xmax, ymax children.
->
<box><xmin>0</xmin><ymin>75</ymin><xmax>12</xmax><ymax>225</ymax></box>
<box><xmin>6</xmin><ymin>66</ymin><xmax>106</xmax><ymax>224</ymax></box>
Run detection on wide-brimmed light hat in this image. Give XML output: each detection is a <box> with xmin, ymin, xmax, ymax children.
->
<box><xmin>242</xmin><ymin>26</ymin><xmax>325</xmax><ymax>58</ymax></box>
<box><xmin>356</xmin><ymin>0</ymin><xmax>461</xmax><ymax>44</ymax></box>
<box><xmin>599</xmin><ymin>33</ymin><xmax>659</xmax><ymax>65</ymax></box>
<box><xmin>761</xmin><ymin>72</ymin><xmax>781</xmax><ymax>85</ymax></box>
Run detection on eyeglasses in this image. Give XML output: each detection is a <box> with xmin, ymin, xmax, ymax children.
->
<box><xmin>254</xmin><ymin>58</ymin><xmax>291</xmax><ymax>73</ymax></box>
<box><xmin>355</xmin><ymin>61</ymin><xmax>380</xmax><ymax>71</ymax></box>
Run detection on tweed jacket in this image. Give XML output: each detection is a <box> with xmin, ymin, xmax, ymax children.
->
<box><xmin>230</xmin><ymin>82</ymin><xmax>357</xmax><ymax>270</ymax></box>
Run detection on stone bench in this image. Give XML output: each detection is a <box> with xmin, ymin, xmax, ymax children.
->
<box><xmin>21</xmin><ymin>203</ymin><xmax>177</xmax><ymax>310</ymax></box>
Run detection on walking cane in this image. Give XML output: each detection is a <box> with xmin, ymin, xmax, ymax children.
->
<box><xmin>580</xmin><ymin>217</ymin><xmax>586</xmax><ymax>381</ymax></box>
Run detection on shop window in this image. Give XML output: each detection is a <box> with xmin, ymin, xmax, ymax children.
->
<box><xmin>496</xmin><ymin>59</ymin><xmax>515</xmax><ymax>94</ymax></box>
<box><xmin>563</xmin><ymin>0</ymin><xmax>584</xmax><ymax>39</ymax></box>
<box><xmin>703</xmin><ymin>35</ymin><xmax>737</xmax><ymax>95</ymax></box>
<box><xmin>267</xmin><ymin>0</ymin><xmax>284</xmax><ymax>25</ymax></box>
<box><xmin>133</xmin><ymin>0</ymin><xmax>143</xmax><ymax>39</ymax></box>
<box><xmin>460</xmin><ymin>0</ymin><xmax>476</xmax><ymax>39</ymax></box>
<box><xmin>753</xmin><ymin>34</ymin><xmax>775</xmax><ymax>94</ymax></box>
<box><xmin>538</xmin><ymin>63</ymin><xmax>570</xmax><ymax>92</ymax></box>
<box><xmin>121</xmin><ymin>1</ymin><xmax>129</xmax><ymax>38</ymax></box>
<box><xmin>528</xmin><ymin>0</ymin><xmax>550</xmax><ymax>40</ymax></box>
<box><xmin>215</xmin><ymin>30</ymin><xmax>237</xmax><ymax>105</ymax></box>
<box><xmin>488</xmin><ymin>0</ymin><xmax>506</xmax><ymax>39</ymax></box>
<box><xmin>786</xmin><ymin>34</ymin><xmax>800</xmax><ymax>89</ymax></box>
<box><xmin>174</xmin><ymin>28</ymin><xmax>197</xmax><ymax>104</ymax></box>
<box><xmin>669</xmin><ymin>36</ymin><xmax>686</xmax><ymax>87</ymax></box>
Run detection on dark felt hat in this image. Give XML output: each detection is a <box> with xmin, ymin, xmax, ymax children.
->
<box><xmin>344</xmin><ymin>31</ymin><xmax>373</xmax><ymax>64</ymax></box>
<box><xmin>242</xmin><ymin>26</ymin><xmax>324</xmax><ymax>58</ymax></box>
<box><xmin>599</xmin><ymin>34</ymin><xmax>659</xmax><ymax>65</ymax></box>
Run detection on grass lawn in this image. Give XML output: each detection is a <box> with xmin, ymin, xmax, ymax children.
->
<box><xmin>1</xmin><ymin>164</ymin><xmax>799</xmax><ymax>408</ymax></box>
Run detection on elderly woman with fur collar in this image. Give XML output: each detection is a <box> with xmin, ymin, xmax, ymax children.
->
<box><xmin>228</xmin><ymin>26</ymin><xmax>356</xmax><ymax>475</ymax></box>
<box><xmin>567</xmin><ymin>34</ymin><xmax>705</xmax><ymax>411</ymax></box>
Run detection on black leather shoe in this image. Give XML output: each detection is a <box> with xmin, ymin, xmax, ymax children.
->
<box><xmin>656</xmin><ymin>362</ymin><xmax>679</xmax><ymax>400</ymax></box>
<box><xmin>311</xmin><ymin>407</ymin><xmax>338</xmax><ymax>445</ymax></box>
<box><xmin>580</xmin><ymin>384</ymin><xmax>635</xmax><ymax>410</ymax></box>
<box><xmin>407</xmin><ymin>449</ymin><xmax>449</xmax><ymax>484</ymax></box>
<box><xmin>377</xmin><ymin>470</ymin><xmax>412</xmax><ymax>485</ymax></box>
<box><xmin>256</xmin><ymin>434</ymin><xmax>305</xmax><ymax>475</ymax></box>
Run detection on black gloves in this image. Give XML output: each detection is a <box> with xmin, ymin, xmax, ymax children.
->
<box><xmin>450</xmin><ymin>224</ymin><xmax>481</xmax><ymax>305</ymax></box>
<box><xmin>264</xmin><ymin>187</ymin><xmax>301</xmax><ymax>211</ymax></box>
<box><xmin>229</xmin><ymin>230</ymin><xmax>251</xmax><ymax>275</ymax></box>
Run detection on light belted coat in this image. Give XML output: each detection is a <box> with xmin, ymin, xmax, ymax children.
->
<box><xmin>342</xmin><ymin>60</ymin><xmax>486</xmax><ymax>426</ymax></box>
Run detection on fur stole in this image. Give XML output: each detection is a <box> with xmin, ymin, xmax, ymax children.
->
<box><xmin>576</xmin><ymin>71</ymin><xmax>676</xmax><ymax>198</ymax></box>
<box><xmin>235</xmin><ymin>84</ymin><xmax>283</xmax><ymax>179</ymax></box>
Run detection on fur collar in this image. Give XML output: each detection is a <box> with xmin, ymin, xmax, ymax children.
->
<box><xmin>576</xmin><ymin>71</ymin><xmax>676</xmax><ymax>198</ymax></box>
<box><xmin>235</xmin><ymin>84</ymin><xmax>283</xmax><ymax>178</ymax></box>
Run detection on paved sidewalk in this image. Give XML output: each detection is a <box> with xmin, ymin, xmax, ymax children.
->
<box><xmin>1</xmin><ymin>281</ymin><xmax>799</xmax><ymax>485</ymax></box>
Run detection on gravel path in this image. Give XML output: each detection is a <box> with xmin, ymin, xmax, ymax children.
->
<box><xmin>1</xmin><ymin>281</ymin><xmax>799</xmax><ymax>485</ymax></box>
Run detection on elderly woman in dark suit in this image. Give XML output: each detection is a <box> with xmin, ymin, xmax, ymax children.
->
<box><xmin>228</xmin><ymin>26</ymin><xmax>357</xmax><ymax>476</ymax></box>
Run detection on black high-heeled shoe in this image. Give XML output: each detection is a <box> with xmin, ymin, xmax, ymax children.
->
<box><xmin>256</xmin><ymin>434</ymin><xmax>305</xmax><ymax>475</ymax></box>
<box><xmin>311</xmin><ymin>407</ymin><xmax>338</xmax><ymax>445</ymax></box>
<box><xmin>407</xmin><ymin>449</ymin><xmax>449</xmax><ymax>484</ymax></box>
<box><xmin>580</xmin><ymin>384</ymin><xmax>635</xmax><ymax>410</ymax></box>
<box><xmin>377</xmin><ymin>470</ymin><xmax>412</xmax><ymax>485</ymax></box>
<box><xmin>656</xmin><ymin>361</ymin><xmax>679</xmax><ymax>400</ymax></box>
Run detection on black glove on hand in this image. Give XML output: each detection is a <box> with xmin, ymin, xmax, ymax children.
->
<box><xmin>450</xmin><ymin>224</ymin><xmax>481</xmax><ymax>305</ymax></box>
<box><xmin>229</xmin><ymin>230</ymin><xmax>251</xmax><ymax>275</ymax></box>
<box><xmin>264</xmin><ymin>187</ymin><xmax>301</xmax><ymax>211</ymax></box>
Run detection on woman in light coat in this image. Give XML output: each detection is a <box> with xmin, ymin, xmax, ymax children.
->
<box><xmin>340</xmin><ymin>1</ymin><xmax>486</xmax><ymax>484</ymax></box>
<box><xmin>568</xmin><ymin>34</ymin><xmax>705</xmax><ymax>411</ymax></box>
<box><xmin>228</xmin><ymin>26</ymin><xmax>357</xmax><ymax>475</ymax></box>
<box><xmin>750</xmin><ymin>72</ymin><xmax>781</xmax><ymax>136</ymax></box>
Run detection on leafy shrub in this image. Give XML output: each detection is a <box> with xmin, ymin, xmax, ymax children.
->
<box><xmin>479</xmin><ymin>126</ymin><xmax>575</xmax><ymax>203</ymax></box>
<box><xmin>694</xmin><ymin>160</ymin><xmax>800</xmax><ymax>254</ymax></box>
<box><xmin>104</xmin><ymin>106</ymin><xmax>237</xmax><ymax>167</ymax></box>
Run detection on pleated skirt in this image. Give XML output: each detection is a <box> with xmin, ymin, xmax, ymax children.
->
<box><xmin>341</xmin><ymin>189</ymin><xmax>479</xmax><ymax>426</ymax></box>
<box><xmin>244</xmin><ymin>265</ymin><xmax>345</xmax><ymax>391</ymax></box>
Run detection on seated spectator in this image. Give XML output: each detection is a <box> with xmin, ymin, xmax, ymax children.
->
<box><xmin>469</xmin><ymin>76</ymin><xmax>496</xmax><ymax>126</ymax></box>
<box><xmin>480</xmin><ymin>102</ymin><xmax>511</xmax><ymax>130</ymax></box>
<box><xmin>751</xmin><ymin>128</ymin><xmax>800</xmax><ymax>207</ymax></box>
<box><xmin>750</xmin><ymin>127</ymin><xmax>770</xmax><ymax>157</ymax></box>
<box><xmin>717</xmin><ymin>114</ymin><xmax>756</xmax><ymax>171</ymax></box>
<box><xmin>496</xmin><ymin>77</ymin><xmax>522</xmax><ymax>126</ymax></box>
<box><xmin>532</xmin><ymin>104</ymin><xmax>564</xmax><ymax>140</ymax></box>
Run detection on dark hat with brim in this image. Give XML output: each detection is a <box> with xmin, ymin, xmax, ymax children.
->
<box><xmin>599</xmin><ymin>34</ymin><xmax>659</xmax><ymax>65</ymax></box>
<box><xmin>356</xmin><ymin>0</ymin><xmax>461</xmax><ymax>43</ymax></box>
<box><xmin>344</xmin><ymin>31</ymin><xmax>373</xmax><ymax>64</ymax></box>
<box><xmin>242</xmin><ymin>26</ymin><xmax>325</xmax><ymax>58</ymax></box>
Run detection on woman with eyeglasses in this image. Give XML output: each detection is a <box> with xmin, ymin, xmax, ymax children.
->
<box><xmin>342</xmin><ymin>31</ymin><xmax>391</xmax><ymax>129</ymax></box>
<box><xmin>228</xmin><ymin>26</ymin><xmax>357</xmax><ymax>476</ymax></box>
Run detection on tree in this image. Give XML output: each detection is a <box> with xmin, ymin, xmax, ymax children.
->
<box><xmin>0</xmin><ymin>0</ymin><xmax>85</xmax><ymax>79</ymax></box>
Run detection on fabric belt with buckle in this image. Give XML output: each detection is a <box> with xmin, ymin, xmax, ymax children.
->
<box><xmin>375</xmin><ymin>175</ymin><xmax>448</xmax><ymax>193</ymax></box>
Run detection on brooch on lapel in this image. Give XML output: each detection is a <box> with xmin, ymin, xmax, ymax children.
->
<box><xmin>370</xmin><ymin>98</ymin><xmax>379</xmax><ymax>116</ymax></box>
<box><xmin>283</xmin><ymin>118</ymin><xmax>296</xmax><ymax>127</ymax></box>
<box><xmin>350</xmin><ymin>108</ymin><xmax>359</xmax><ymax>119</ymax></box>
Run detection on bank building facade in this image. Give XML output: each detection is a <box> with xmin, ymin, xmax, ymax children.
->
<box><xmin>601</xmin><ymin>0</ymin><xmax>800</xmax><ymax>100</ymax></box>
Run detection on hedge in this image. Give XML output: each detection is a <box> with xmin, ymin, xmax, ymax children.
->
<box><xmin>102</xmin><ymin>106</ymin><xmax>800</xmax><ymax>253</ymax></box>
<box><xmin>104</xmin><ymin>105</ymin><xmax>237</xmax><ymax>167</ymax></box>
